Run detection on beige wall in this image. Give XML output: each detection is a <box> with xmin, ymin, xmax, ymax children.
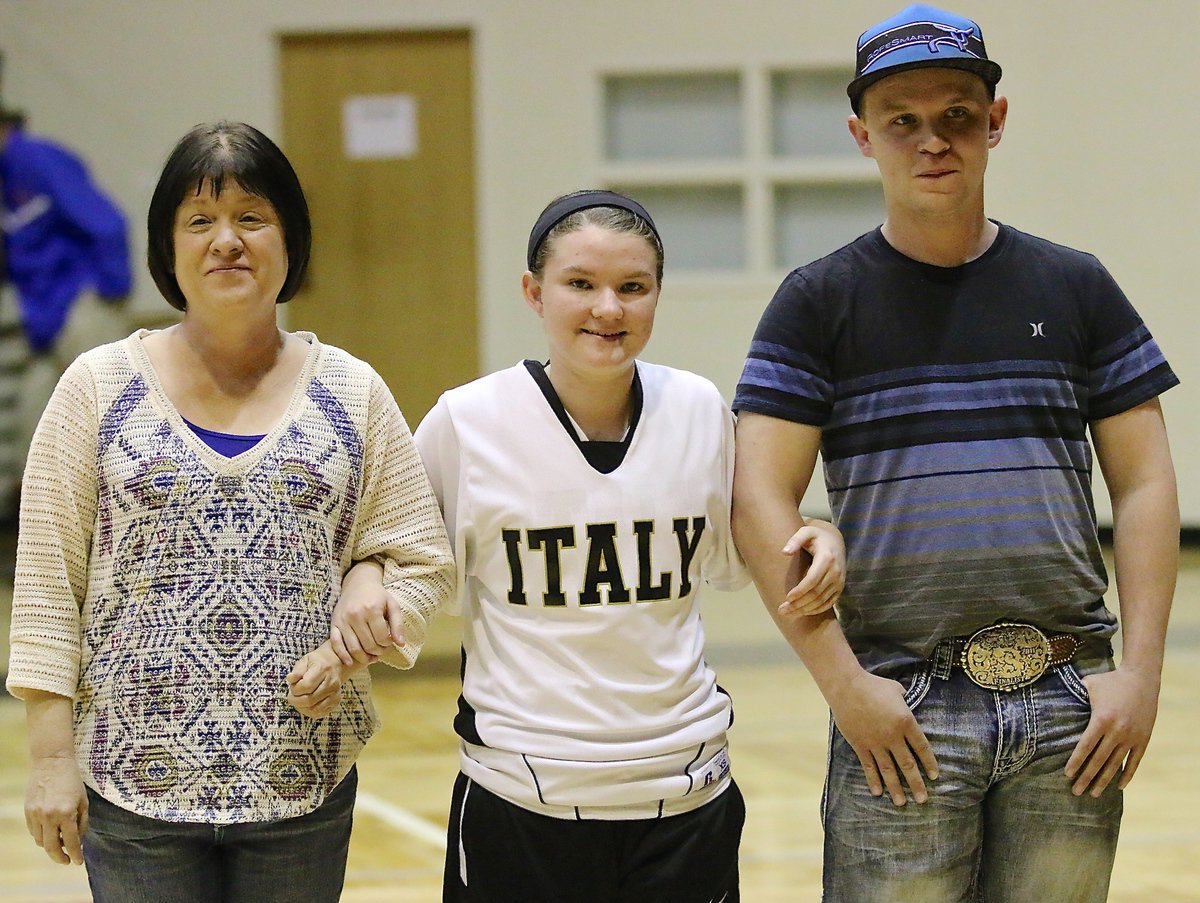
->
<box><xmin>2</xmin><ymin>0</ymin><xmax>1195</xmax><ymax>523</ymax></box>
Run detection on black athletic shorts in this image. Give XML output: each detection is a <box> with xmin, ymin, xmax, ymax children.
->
<box><xmin>443</xmin><ymin>772</ymin><xmax>744</xmax><ymax>902</ymax></box>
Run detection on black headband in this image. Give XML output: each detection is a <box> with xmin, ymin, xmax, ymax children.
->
<box><xmin>526</xmin><ymin>190</ymin><xmax>660</xmax><ymax>271</ymax></box>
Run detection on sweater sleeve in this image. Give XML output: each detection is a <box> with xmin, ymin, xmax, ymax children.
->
<box><xmin>7</xmin><ymin>359</ymin><xmax>100</xmax><ymax>699</ymax></box>
<box><xmin>350</xmin><ymin>375</ymin><xmax>455</xmax><ymax>669</ymax></box>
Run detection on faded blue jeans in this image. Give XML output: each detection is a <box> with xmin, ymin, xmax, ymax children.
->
<box><xmin>82</xmin><ymin>766</ymin><xmax>357</xmax><ymax>903</ymax></box>
<box><xmin>822</xmin><ymin>645</ymin><xmax>1121</xmax><ymax>902</ymax></box>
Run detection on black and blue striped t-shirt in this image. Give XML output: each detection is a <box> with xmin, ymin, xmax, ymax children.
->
<box><xmin>734</xmin><ymin>224</ymin><xmax>1179</xmax><ymax>674</ymax></box>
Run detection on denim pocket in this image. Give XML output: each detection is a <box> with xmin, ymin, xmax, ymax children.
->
<box><xmin>901</xmin><ymin>664</ymin><xmax>934</xmax><ymax>712</ymax></box>
<box><xmin>1056</xmin><ymin>662</ymin><xmax>1092</xmax><ymax>707</ymax></box>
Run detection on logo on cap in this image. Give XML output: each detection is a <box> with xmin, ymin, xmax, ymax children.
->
<box><xmin>862</xmin><ymin>21</ymin><xmax>986</xmax><ymax>74</ymax></box>
<box><xmin>930</xmin><ymin>25</ymin><xmax>973</xmax><ymax>53</ymax></box>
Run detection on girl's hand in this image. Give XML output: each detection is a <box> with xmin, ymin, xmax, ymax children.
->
<box><xmin>778</xmin><ymin>518</ymin><xmax>845</xmax><ymax>616</ymax></box>
<box><xmin>330</xmin><ymin>560</ymin><xmax>405</xmax><ymax>666</ymax></box>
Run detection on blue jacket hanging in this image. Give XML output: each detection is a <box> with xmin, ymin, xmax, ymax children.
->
<box><xmin>0</xmin><ymin>127</ymin><xmax>132</xmax><ymax>352</ymax></box>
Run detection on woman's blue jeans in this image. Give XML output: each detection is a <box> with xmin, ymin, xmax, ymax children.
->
<box><xmin>82</xmin><ymin>766</ymin><xmax>357</xmax><ymax>902</ymax></box>
<box><xmin>821</xmin><ymin>648</ymin><xmax>1121</xmax><ymax>903</ymax></box>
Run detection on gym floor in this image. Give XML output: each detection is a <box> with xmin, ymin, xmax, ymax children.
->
<box><xmin>2</xmin><ymin>530</ymin><xmax>1198</xmax><ymax>902</ymax></box>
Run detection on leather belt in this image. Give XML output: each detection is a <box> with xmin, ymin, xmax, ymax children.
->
<box><xmin>944</xmin><ymin>623</ymin><xmax>1083</xmax><ymax>691</ymax></box>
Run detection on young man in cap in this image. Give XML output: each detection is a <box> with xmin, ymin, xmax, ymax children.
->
<box><xmin>731</xmin><ymin>4</ymin><xmax>1179</xmax><ymax>900</ymax></box>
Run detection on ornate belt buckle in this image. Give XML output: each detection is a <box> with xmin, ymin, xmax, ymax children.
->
<box><xmin>961</xmin><ymin>623</ymin><xmax>1050</xmax><ymax>691</ymax></box>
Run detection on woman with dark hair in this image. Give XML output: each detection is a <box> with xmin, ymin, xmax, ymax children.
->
<box><xmin>7</xmin><ymin>121</ymin><xmax>454</xmax><ymax>901</ymax></box>
<box><xmin>332</xmin><ymin>189</ymin><xmax>845</xmax><ymax>901</ymax></box>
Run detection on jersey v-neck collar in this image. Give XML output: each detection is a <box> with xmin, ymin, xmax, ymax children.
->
<box><xmin>522</xmin><ymin>359</ymin><xmax>643</xmax><ymax>475</ymax></box>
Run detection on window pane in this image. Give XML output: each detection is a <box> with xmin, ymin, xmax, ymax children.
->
<box><xmin>774</xmin><ymin>183</ymin><xmax>883</xmax><ymax>268</ymax></box>
<box><xmin>605</xmin><ymin>74</ymin><xmax>742</xmax><ymax>161</ymax></box>
<box><xmin>613</xmin><ymin>185</ymin><xmax>745</xmax><ymax>271</ymax></box>
<box><xmin>771</xmin><ymin>70</ymin><xmax>857</xmax><ymax>158</ymax></box>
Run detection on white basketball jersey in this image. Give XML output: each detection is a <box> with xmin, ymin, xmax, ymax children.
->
<box><xmin>415</xmin><ymin>361</ymin><xmax>747</xmax><ymax>816</ymax></box>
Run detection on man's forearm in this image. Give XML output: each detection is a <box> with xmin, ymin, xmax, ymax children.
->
<box><xmin>732</xmin><ymin>413</ymin><xmax>865</xmax><ymax>696</ymax></box>
<box><xmin>1110</xmin><ymin>475</ymin><xmax>1178</xmax><ymax>674</ymax></box>
<box><xmin>733</xmin><ymin>494</ymin><xmax>864</xmax><ymax>702</ymax></box>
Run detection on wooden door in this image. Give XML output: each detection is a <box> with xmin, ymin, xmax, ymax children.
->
<box><xmin>279</xmin><ymin>30</ymin><xmax>477</xmax><ymax>425</ymax></box>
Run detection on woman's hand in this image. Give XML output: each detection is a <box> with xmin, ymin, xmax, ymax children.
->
<box><xmin>330</xmin><ymin>559</ymin><xmax>406</xmax><ymax>666</ymax></box>
<box><xmin>778</xmin><ymin>518</ymin><xmax>845</xmax><ymax>616</ymax></box>
<box><xmin>23</xmin><ymin>691</ymin><xmax>87</xmax><ymax>865</ymax></box>
<box><xmin>26</xmin><ymin>754</ymin><xmax>88</xmax><ymax>865</ymax></box>
<box><xmin>287</xmin><ymin>644</ymin><xmax>351</xmax><ymax>719</ymax></box>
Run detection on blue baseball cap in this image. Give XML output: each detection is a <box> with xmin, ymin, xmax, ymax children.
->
<box><xmin>847</xmin><ymin>4</ymin><xmax>1002</xmax><ymax>113</ymax></box>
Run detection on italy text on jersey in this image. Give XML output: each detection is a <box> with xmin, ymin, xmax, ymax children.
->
<box><xmin>501</xmin><ymin>516</ymin><xmax>706</xmax><ymax>607</ymax></box>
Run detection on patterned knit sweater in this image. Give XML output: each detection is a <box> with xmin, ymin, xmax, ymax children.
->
<box><xmin>7</xmin><ymin>331</ymin><xmax>455</xmax><ymax>823</ymax></box>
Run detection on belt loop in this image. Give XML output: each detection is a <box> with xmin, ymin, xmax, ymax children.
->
<box><xmin>931</xmin><ymin>640</ymin><xmax>954</xmax><ymax>679</ymax></box>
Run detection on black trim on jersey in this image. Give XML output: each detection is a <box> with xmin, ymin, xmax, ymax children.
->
<box><xmin>454</xmin><ymin>646</ymin><xmax>486</xmax><ymax>747</ymax></box>
<box><xmin>522</xmin><ymin>754</ymin><xmax>547</xmax><ymax>805</ymax></box>
<box><xmin>716</xmin><ymin>683</ymin><xmax>735</xmax><ymax>728</ymax></box>
<box><xmin>523</xmin><ymin>359</ymin><xmax>644</xmax><ymax>474</ymax></box>
<box><xmin>684</xmin><ymin>743</ymin><xmax>707</xmax><ymax>795</ymax></box>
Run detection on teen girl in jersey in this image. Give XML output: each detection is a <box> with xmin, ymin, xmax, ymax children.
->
<box><xmin>333</xmin><ymin>190</ymin><xmax>845</xmax><ymax>901</ymax></box>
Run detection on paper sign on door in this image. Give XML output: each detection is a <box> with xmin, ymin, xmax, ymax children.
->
<box><xmin>343</xmin><ymin>94</ymin><xmax>418</xmax><ymax>160</ymax></box>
